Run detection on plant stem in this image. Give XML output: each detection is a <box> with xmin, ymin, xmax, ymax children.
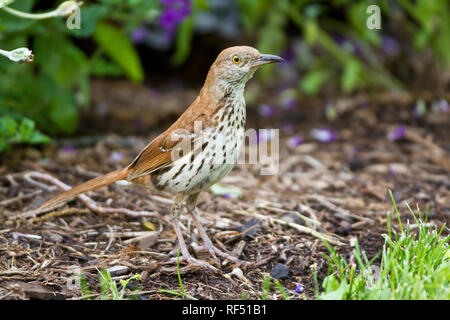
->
<box><xmin>1</xmin><ymin>6</ymin><xmax>58</xmax><ymax>19</ymax></box>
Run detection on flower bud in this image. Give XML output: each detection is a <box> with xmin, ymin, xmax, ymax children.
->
<box><xmin>56</xmin><ymin>1</ymin><xmax>82</xmax><ymax>17</ymax></box>
<box><xmin>1</xmin><ymin>47</ymin><xmax>34</xmax><ymax>63</ymax></box>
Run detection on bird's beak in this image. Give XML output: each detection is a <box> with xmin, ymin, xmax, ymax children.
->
<box><xmin>251</xmin><ymin>54</ymin><xmax>284</xmax><ymax>67</ymax></box>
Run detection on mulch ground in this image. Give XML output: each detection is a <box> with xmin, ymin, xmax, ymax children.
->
<box><xmin>0</xmin><ymin>88</ymin><xmax>448</xmax><ymax>300</ymax></box>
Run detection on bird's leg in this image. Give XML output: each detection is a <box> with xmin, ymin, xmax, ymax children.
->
<box><xmin>170</xmin><ymin>193</ymin><xmax>218</xmax><ymax>272</ymax></box>
<box><xmin>186</xmin><ymin>193</ymin><xmax>243</xmax><ymax>264</ymax></box>
<box><xmin>186</xmin><ymin>193</ymin><xmax>218</xmax><ymax>262</ymax></box>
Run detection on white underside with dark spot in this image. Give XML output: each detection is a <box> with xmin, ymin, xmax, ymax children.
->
<box><xmin>153</xmin><ymin>93</ymin><xmax>246</xmax><ymax>194</ymax></box>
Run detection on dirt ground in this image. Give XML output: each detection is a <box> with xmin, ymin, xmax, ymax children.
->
<box><xmin>0</xmin><ymin>83</ymin><xmax>449</xmax><ymax>300</ymax></box>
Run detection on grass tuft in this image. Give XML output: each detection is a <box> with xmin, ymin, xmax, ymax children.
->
<box><xmin>315</xmin><ymin>190</ymin><xmax>449</xmax><ymax>300</ymax></box>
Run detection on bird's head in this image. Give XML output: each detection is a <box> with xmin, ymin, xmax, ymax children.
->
<box><xmin>209</xmin><ymin>46</ymin><xmax>283</xmax><ymax>85</ymax></box>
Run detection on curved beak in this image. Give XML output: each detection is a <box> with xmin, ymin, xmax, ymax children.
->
<box><xmin>252</xmin><ymin>54</ymin><xmax>284</xmax><ymax>67</ymax></box>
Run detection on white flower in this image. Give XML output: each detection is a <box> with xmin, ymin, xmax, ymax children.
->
<box><xmin>56</xmin><ymin>1</ymin><xmax>82</xmax><ymax>17</ymax></box>
<box><xmin>0</xmin><ymin>47</ymin><xmax>34</xmax><ymax>63</ymax></box>
<box><xmin>0</xmin><ymin>0</ymin><xmax>14</xmax><ymax>9</ymax></box>
<box><xmin>0</xmin><ymin>0</ymin><xmax>82</xmax><ymax>19</ymax></box>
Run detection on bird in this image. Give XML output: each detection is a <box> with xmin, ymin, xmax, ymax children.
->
<box><xmin>38</xmin><ymin>46</ymin><xmax>283</xmax><ymax>271</ymax></box>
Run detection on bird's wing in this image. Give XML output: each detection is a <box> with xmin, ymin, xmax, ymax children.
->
<box><xmin>126</xmin><ymin>133</ymin><xmax>178</xmax><ymax>180</ymax></box>
<box><xmin>127</xmin><ymin>103</ymin><xmax>213</xmax><ymax>181</ymax></box>
<box><xmin>127</xmin><ymin>92</ymin><xmax>219</xmax><ymax>181</ymax></box>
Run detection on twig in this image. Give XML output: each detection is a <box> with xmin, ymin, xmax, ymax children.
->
<box><xmin>0</xmin><ymin>190</ymin><xmax>43</xmax><ymax>206</ymax></box>
<box><xmin>103</xmin><ymin>225</ymin><xmax>114</xmax><ymax>253</ymax></box>
<box><xmin>257</xmin><ymin>204</ymin><xmax>321</xmax><ymax>229</ymax></box>
<box><xmin>232</xmin><ymin>209</ymin><xmax>346</xmax><ymax>246</ymax></box>
<box><xmin>6</xmin><ymin>174</ymin><xmax>18</xmax><ymax>187</ymax></box>
<box><xmin>301</xmin><ymin>195</ymin><xmax>372</xmax><ymax>222</ymax></box>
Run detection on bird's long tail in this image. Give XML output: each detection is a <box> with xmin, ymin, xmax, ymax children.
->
<box><xmin>38</xmin><ymin>167</ymin><xmax>130</xmax><ymax>211</ymax></box>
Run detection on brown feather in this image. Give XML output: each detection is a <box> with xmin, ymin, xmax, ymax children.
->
<box><xmin>38</xmin><ymin>167</ymin><xmax>130</xmax><ymax>210</ymax></box>
<box><xmin>127</xmin><ymin>95</ymin><xmax>216</xmax><ymax>180</ymax></box>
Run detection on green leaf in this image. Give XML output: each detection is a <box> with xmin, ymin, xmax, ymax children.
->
<box><xmin>319</xmin><ymin>275</ymin><xmax>349</xmax><ymax>300</ymax></box>
<box><xmin>54</xmin><ymin>43</ymin><xmax>88</xmax><ymax>85</ymax></box>
<box><xmin>34</xmin><ymin>35</ymin><xmax>87</xmax><ymax>85</ymax></box>
<box><xmin>93</xmin><ymin>22</ymin><xmax>144</xmax><ymax>82</ymax></box>
<box><xmin>348</xmin><ymin>2</ymin><xmax>380</xmax><ymax>46</ymax></box>
<box><xmin>256</xmin><ymin>2</ymin><xmax>287</xmax><ymax>79</ymax></box>
<box><xmin>19</xmin><ymin>118</ymin><xmax>50</xmax><ymax>144</ymax></box>
<box><xmin>341</xmin><ymin>60</ymin><xmax>360</xmax><ymax>93</ymax></box>
<box><xmin>0</xmin><ymin>116</ymin><xmax>17</xmax><ymax>137</ymax></box>
<box><xmin>91</xmin><ymin>56</ymin><xmax>123</xmax><ymax>76</ymax></box>
<box><xmin>304</xmin><ymin>19</ymin><xmax>319</xmax><ymax>44</ymax></box>
<box><xmin>172</xmin><ymin>16</ymin><xmax>193</xmax><ymax>65</ymax></box>
<box><xmin>0</xmin><ymin>116</ymin><xmax>50</xmax><ymax>152</ymax></box>
<box><xmin>49</xmin><ymin>92</ymin><xmax>78</xmax><ymax>134</ymax></box>
<box><xmin>300</xmin><ymin>69</ymin><xmax>330</xmax><ymax>95</ymax></box>
<box><xmin>18</xmin><ymin>117</ymin><xmax>35</xmax><ymax>139</ymax></box>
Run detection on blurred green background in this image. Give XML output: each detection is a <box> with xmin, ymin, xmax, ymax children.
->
<box><xmin>0</xmin><ymin>0</ymin><xmax>449</xmax><ymax>152</ymax></box>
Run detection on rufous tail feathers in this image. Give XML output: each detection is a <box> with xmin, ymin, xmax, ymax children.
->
<box><xmin>38</xmin><ymin>167</ymin><xmax>130</xmax><ymax>210</ymax></box>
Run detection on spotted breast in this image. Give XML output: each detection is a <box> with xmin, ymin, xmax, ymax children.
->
<box><xmin>150</xmin><ymin>86</ymin><xmax>246</xmax><ymax>195</ymax></box>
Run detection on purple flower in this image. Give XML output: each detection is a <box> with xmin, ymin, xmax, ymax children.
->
<box><xmin>432</xmin><ymin>99</ymin><xmax>448</xmax><ymax>113</ymax></box>
<box><xmin>222</xmin><ymin>193</ymin><xmax>239</xmax><ymax>199</ymax></box>
<box><xmin>280</xmin><ymin>47</ymin><xmax>295</xmax><ymax>64</ymax></box>
<box><xmin>109</xmin><ymin>151</ymin><xmax>124</xmax><ymax>162</ymax></box>
<box><xmin>295</xmin><ymin>284</ymin><xmax>304</xmax><ymax>293</ymax></box>
<box><xmin>258</xmin><ymin>104</ymin><xmax>276</xmax><ymax>118</ymax></box>
<box><xmin>382</xmin><ymin>36</ymin><xmax>400</xmax><ymax>56</ymax></box>
<box><xmin>61</xmin><ymin>145</ymin><xmax>76</xmax><ymax>153</ymax></box>
<box><xmin>281</xmin><ymin>98</ymin><xmax>298</xmax><ymax>110</ymax></box>
<box><xmin>333</xmin><ymin>35</ymin><xmax>364</xmax><ymax>57</ymax></box>
<box><xmin>352</xmin><ymin>40</ymin><xmax>364</xmax><ymax>58</ymax></box>
<box><xmin>282</xmin><ymin>123</ymin><xmax>294</xmax><ymax>135</ymax></box>
<box><xmin>387</xmin><ymin>126</ymin><xmax>406</xmax><ymax>141</ymax></box>
<box><xmin>310</xmin><ymin>128</ymin><xmax>337</xmax><ymax>142</ymax></box>
<box><xmin>287</xmin><ymin>136</ymin><xmax>304</xmax><ymax>149</ymax></box>
<box><xmin>333</xmin><ymin>34</ymin><xmax>349</xmax><ymax>47</ymax></box>
<box><xmin>131</xmin><ymin>27</ymin><xmax>148</xmax><ymax>44</ymax></box>
<box><xmin>389</xmin><ymin>165</ymin><xmax>397</xmax><ymax>175</ymax></box>
<box><xmin>159</xmin><ymin>0</ymin><xmax>191</xmax><ymax>42</ymax></box>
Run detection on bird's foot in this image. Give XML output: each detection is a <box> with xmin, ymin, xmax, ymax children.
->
<box><xmin>171</xmin><ymin>252</ymin><xmax>219</xmax><ymax>273</ymax></box>
<box><xmin>193</xmin><ymin>243</ymin><xmax>246</xmax><ymax>265</ymax></box>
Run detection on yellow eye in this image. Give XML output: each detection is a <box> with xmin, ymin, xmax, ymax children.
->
<box><xmin>232</xmin><ymin>55</ymin><xmax>241</xmax><ymax>64</ymax></box>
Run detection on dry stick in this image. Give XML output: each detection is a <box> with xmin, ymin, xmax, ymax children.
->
<box><xmin>10</xmin><ymin>171</ymin><xmax>158</xmax><ymax>220</ymax></box>
<box><xmin>232</xmin><ymin>209</ymin><xmax>346</xmax><ymax>246</ymax></box>
<box><xmin>0</xmin><ymin>270</ymin><xmax>39</xmax><ymax>276</ymax></box>
<box><xmin>257</xmin><ymin>204</ymin><xmax>321</xmax><ymax>229</ymax></box>
<box><xmin>0</xmin><ymin>190</ymin><xmax>43</xmax><ymax>206</ymax></box>
<box><xmin>302</xmin><ymin>195</ymin><xmax>372</xmax><ymax>222</ymax></box>
<box><xmin>103</xmin><ymin>225</ymin><xmax>115</xmax><ymax>253</ymax></box>
<box><xmin>404</xmin><ymin>129</ymin><xmax>449</xmax><ymax>171</ymax></box>
<box><xmin>23</xmin><ymin>175</ymin><xmax>57</xmax><ymax>191</ymax></box>
<box><xmin>6</xmin><ymin>174</ymin><xmax>19</xmax><ymax>187</ymax></box>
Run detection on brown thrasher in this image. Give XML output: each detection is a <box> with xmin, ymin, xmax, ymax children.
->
<box><xmin>38</xmin><ymin>46</ymin><xmax>283</xmax><ymax>271</ymax></box>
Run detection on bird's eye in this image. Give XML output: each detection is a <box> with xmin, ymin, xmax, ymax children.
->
<box><xmin>232</xmin><ymin>55</ymin><xmax>241</xmax><ymax>64</ymax></box>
